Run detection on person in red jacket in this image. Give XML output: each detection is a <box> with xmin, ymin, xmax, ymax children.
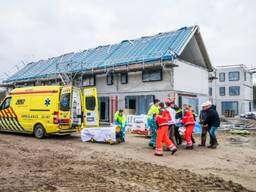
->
<box><xmin>155</xmin><ymin>103</ymin><xmax>177</xmax><ymax>156</ymax></box>
<box><xmin>182</xmin><ymin>105</ymin><xmax>195</xmax><ymax>149</ymax></box>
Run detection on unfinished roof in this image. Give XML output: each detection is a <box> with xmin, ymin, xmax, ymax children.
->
<box><xmin>5</xmin><ymin>25</ymin><xmax>212</xmax><ymax>83</ymax></box>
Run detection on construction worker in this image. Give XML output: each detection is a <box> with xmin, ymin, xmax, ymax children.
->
<box><xmin>203</xmin><ymin>102</ymin><xmax>220</xmax><ymax>149</ymax></box>
<box><xmin>148</xmin><ymin>99</ymin><xmax>160</xmax><ymax>148</ymax></box>
<box><xmin>114</xmin><ymin>109</ymin><xmax>126</xmax><ymax>142</ymax></box>
<box><xmin>198</xmin><ymin>102</ymin><xmax>209</xmax><ymax>147</ymax></box>
<box><xmin>155</xmin><ymin>102</ymin><xmax>177</xmax><ymax>156</ymax></box>
<box><xmin>182</xmin><ymin>105</ymin><xmax>195</xmax><ymax>149</ymax></box>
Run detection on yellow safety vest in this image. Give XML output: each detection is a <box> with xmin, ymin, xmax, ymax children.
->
<box><xmin>148</xmin><ymin>105</ymin><xmax>160</xmax><ymax>117</ymax></box>
<box><xmin>114</xmin><ymin>111</ymin><xmax>126</xmax><ymax>125</ymax></box>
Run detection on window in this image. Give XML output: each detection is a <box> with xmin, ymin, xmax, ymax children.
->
<box><xmin>219</xmin><ymin>87</ymin><xmax>225</xmax><ymax>96</ymax></box>
<box><xmin>229</xmin><ymin>86</ymin><xmax>240</xmax><ymax>96</ymax></box>
<box><xmin>222</xmin><ymin>101</ymin><xmax>238</xmax><ymax>115</ymax></box>
<box><xmin>209</xmin><ymin>87</ymin><xmax>212</xmax><ymax>96</ymax></box>
<box><xmin>83</xmin><ymin>75</ymin><xmax>96</xmax><ymax>87</ymax></box>
<box><xmin>1</xmin><ymin>97</ymin><xmax>12</xmax><ymax>110</ymax></box>
<box><xmin>121</xmin><ymin>73</ymin><xmax>128</xmax><ymax>84</ymax></box>
<box><xmin>229</xmin><ymin>71</ymin><xmax>240</xmax><ymax>81</ymax></box>
<box><xmin>219</xmin><ymin>73</ymin><xmax>225</xmax><ymax>82</ymax></box>
<box><xmin>142</xmin><ymin>69</ymin><xmax>162</xmax><ymax>82</ymax></box>
<box><xmin>86</xmin><ymin>96</ymin><xmax>96</xmax><ymax>111</ymax></box>
<box><xmin>60</xmin><ymin>93</ymin><xmax>70</xmax><ymax>111</ymax></box>
<box><xmin>244</xmin><ymin>72</ymin><xmax>247</xmax><ymax>81</ymax></box>
<box><xmin>106</xmin><ymin>73</ymin><xmax>114</xmax><ymax>85</ymax></box>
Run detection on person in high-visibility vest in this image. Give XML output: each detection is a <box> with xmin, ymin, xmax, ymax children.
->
<box><xmin>155</xmin><ymin>102</ymin><xmax>177</xmax><ymax>156</ymax></box>
<box><xmin>114</xmin><ymin>109</ymin><xmax>126</xmax><ymax>142</ymax></box>
<box><xmin>148</xmin><ymin>99</ymin><xmax>160</xmax><ymax>148</ymax></box>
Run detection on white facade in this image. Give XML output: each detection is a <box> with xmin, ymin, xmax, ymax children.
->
<box><xmin>95</xmin><ymin>59</ymin><xmax>210</xmax><ymax>122</ymax></box>
<box><xmin>209</xmin><ymin>65</ymin><xmax>253</xmax><ymax>116</ymax></box>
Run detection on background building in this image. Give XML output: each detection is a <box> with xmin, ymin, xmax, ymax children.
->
<box><xmin>2</xmin><ymin>25</ymin><xmax>213</xmax><ymax>123</ymax></box>
<box><xmin>209</xmin><ymin>64</ymin><xmax>253</xmax><ymax>116</ymax></box>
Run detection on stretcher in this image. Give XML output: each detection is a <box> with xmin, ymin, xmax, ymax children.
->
<box><xmin>80</xmin><ymin>126</ymin><xmax>123</xmax><ymax>144</ymax></box>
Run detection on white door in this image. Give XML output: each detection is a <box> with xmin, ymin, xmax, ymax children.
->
<box><xmin>71</xmin><ymin>88</ymin><xmax>82</xmax><ymax>126</ymax></box>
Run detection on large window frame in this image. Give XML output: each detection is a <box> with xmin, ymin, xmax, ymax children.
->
<box><xmin>142</xmin><ymin>69</ymin><xmax>162</xmax><ymax>82</ymax></box>
<box><xmin>229</xmin><ymin>86</ymin><xmax>240</xmax><ymax>96</ymax></box>
<box><xmin>221</xmin><ymin>101</ymin><xmax>238</xmax><ymax>115</ymax></box>
<box><xmin>229</xmin><ymin>71</ymin><xmax>240</xmax><ymax>81</ymax></box>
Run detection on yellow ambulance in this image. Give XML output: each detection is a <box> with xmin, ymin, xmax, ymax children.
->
<box><xmin>0</xmin><ymin>86</ymin><xmax>83</xmax><ymax>138</ymax></box>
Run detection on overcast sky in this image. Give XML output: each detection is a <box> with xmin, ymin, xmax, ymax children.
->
<box><xmin>0</xmin><ymin>0</ymin><xmax>255</xmax><ymax>80</ymax></box>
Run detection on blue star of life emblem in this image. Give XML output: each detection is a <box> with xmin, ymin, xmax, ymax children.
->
<box><xmin>45</xmin><ymin>98</ymin><xmax>51</xmax><ymax>106</ymax></box>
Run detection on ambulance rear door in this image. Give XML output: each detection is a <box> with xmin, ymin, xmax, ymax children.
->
<box><xmin>83</xmin><ymin>87</ymin><xmax>99</xmax><ymax>128</ymax></box>
<box><xmin>70</xmin><ymin>87</ymin><xmax>82</xmax><ymax>127</ymax></box>
<box><xmin>59</xmin><ymin>86</ymin><xmax>72</xmax><ymax>129</ymax></box>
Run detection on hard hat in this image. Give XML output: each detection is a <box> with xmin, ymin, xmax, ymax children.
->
<box><xmin>201</xmin><ymin>101</ymin><xmax>212</xmax><ymax>107</ymax></box>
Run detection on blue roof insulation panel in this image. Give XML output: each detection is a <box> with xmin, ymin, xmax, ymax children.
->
<box><xmin>5</xmin><ymin>26</ymin><xmax>197</xmax><ymax>83</ymax></box>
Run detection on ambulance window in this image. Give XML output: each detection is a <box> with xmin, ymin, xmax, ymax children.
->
<box><xmin>86</xmin><ymin>96</ymin><xmax>96</xmax><ymax>111</ymax></box>
<box><xmin>60</xmin><ymin>93</ymin><xmax>70</xmax><ymax>111</ymax></box>
<box><xmin>1</xmin><ymin>97</ymin><xmax>12</xmax><ymax>110</ymax></box>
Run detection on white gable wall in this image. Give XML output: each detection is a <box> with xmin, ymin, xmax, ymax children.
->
<box><xmin>173</xmin><ymin>59</ymin><xmax>209</xmax><ymax>95</ymax></box>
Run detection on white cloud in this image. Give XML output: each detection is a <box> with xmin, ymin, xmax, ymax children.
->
<box><xmin>0</xmin><ymin>0</ymin><xmax>255</xmax><ymax>80</ymax></box>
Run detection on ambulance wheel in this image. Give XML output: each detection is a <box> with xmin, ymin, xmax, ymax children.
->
<box><xmin>34</xmin><ymin>124</ymin><xmax>46</xmax><ymax>139</ymax></box>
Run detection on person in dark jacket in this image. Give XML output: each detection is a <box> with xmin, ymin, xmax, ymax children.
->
<box><xmin>198</xmin><ymin>102</ymin><xmax>210</xmax><ymax>146</ymax></box>
<box><xmin>203</xmin><ymin>103</ymin><xmax>220</xmax><ymax>149</ymax></box>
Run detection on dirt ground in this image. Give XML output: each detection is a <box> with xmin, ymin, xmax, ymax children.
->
<box><xmin>0</xmin><ymin>131</ymin><xmax>255</xmax><ymax>192</ymax></box>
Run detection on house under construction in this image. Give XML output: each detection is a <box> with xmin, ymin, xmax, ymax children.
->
<box><xmin>3</xmin><ymin>25</ymin><xmax>213</xmax><ymax>123</ymax></box>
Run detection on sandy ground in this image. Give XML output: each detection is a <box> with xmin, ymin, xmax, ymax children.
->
<box><xmin>0</xmin><ymin>131</ymin><xmax>255</xmax><ymax>192</ymax></box>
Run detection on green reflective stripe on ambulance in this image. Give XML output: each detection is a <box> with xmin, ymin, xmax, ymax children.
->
<box><xmin>0</xmin><ymin>116</ymin><xmax>12</xmax><ymax>131</ymax></box>
<box><xmin>9</xmin><ymin>108</ymin><xmax>24</xmax><ymax>131</ymax></box>
<box><xmin>3</xmin><ymin>110</ymin><xmax>21</xmax><ymax>132</ymax></box>
<box><xmin>0</xmin><ymin>118</ymin><xmax>6</xmax><ymax>130</ymax></box>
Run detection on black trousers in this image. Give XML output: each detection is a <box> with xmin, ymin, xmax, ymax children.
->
<box><xmin>169</xmin><ymin>125</ymin><xmax>182</xmax><ymax>145</ymax></box>
<box><xmin>169</xmin><ymin>124</ymin><xmax>176</xmax><ymax>145</ymax></box>
<box><xmin>200</xmin><ymin>125</ymin><xmax>208</xmax><ymax>146</ymax></box>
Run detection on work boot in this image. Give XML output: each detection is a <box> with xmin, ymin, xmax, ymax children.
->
<box><xmin>170</xmin><ymin>147</ymin><xmax>177</xmax><ymax>155</ymax></box>
<box><xmin>177</xmin><ymin>140</ymin><xmax>182</xmax><ymax>145</ymax></box>
<box><xmin>149</xmin><ymin>142</ymin><xmax>154</xmax><ymax>148</ymax></box>
<box><xmin>198</xmin><ymin>144</ymin><xmax>206</xmax><ymax>147</ymax></box>
<box><xmin>155</xmin><ymin>148</ymin><xmax>163</xmax><ymax>156</ymax></box>
<box><xmin>207</xmin><ymin>145</ymin><xmax>217</xmax><ymax>149</ymax></box>
<box><xmin>210</xmin><ymin>138</ymin><xmax>218</xmax><ymax>149</ymax></box>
